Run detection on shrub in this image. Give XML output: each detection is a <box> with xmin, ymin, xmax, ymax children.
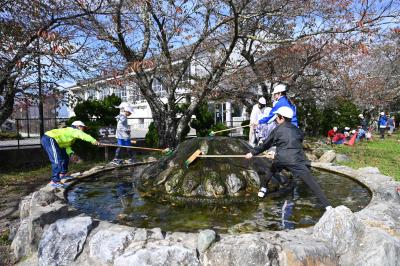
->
<box><xmin>241</xmin><ymin>120</ymin><xmax>250</xmax><ymax>138</ymax></box>
<box><xmin>145</xmin><ymin>122</ymin><xmax>159</xmax><ymax>148</ymax></box>
<box><xmin>210</xmin><ymin>123</ymin><xmax>230</xmax><ymax>137</ymax></box>
<box><xmin>0</xmin><ymin>131</ymin><xmax>22</xmax><ymax>140</ymax></box>
<box><xmin>190</xmin><ymin>102</ymin><xmax>214</xmax><ymax>137</ymax></box>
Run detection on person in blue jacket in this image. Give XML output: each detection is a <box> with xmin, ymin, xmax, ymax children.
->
<box><xmin>258</xmin><ymin>84</ymin><xmax>298</xmax><ymax>128</ymax></box>
<box><xmin>378</xmin><ymin>112</ymin><xmax>388</xmax><ymax>139</ymax></box>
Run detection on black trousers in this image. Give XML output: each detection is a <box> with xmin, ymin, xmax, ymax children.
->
<box><xmin>379</xmin><ymin>127</ymin><xmax>385</xmax><ymax>139</ymax></box>
<box><xmin>260</xmin><ymin>161</ymin><xmax>330</xmax><ymax>207</ymax></box>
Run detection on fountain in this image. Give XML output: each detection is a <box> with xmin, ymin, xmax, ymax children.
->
<box><xmin>67</xmin><ymin>137</ymin><xmax>371</xmax><ymax>232</ymax></box>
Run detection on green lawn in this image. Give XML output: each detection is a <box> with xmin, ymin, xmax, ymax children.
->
<box><xmin>332</xmin><ymin>134</ymin><xmax>400</xmax><ymax>181</ymax></box>
<box><xmin>0</xmin><ymin>160</ymin><xmax>105</xmax><ymax>187</ymax></box>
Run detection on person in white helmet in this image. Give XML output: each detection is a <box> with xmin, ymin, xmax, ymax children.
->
<box><xmin>111</xmin><ymin>104</ymin><xmax>136</xmax><ymax>165</ymax></box>
<box><xmin>245</xmin><ymin>106</ymin><xmax>330</xmax><ymax>207</ymax></box>
<box><xmin>249</xmin><ymin>97</ymin><xmax>271</xmax><ymax>147</ymax></box>
<box><xmin>258</xmin><ymin>84</ymin><xmax>298</xmax><ymax>128</ymax></box>
<box><xmin>378</xmin><ymin>112</ymin><xmax>387</xmax><ymax>139</ymax></box>
<box><xmin>41</xmin><ymin>121</ymin><xmax>100</xmax><ymax>187</ymax></box>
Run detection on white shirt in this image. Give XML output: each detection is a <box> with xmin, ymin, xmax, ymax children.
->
<box><xmin>250</xmin><ymin>104</ymin><xmax>271</xmax><ymax>123</ymax></box>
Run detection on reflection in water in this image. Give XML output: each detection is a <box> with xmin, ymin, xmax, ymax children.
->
<box><xmin>67</xmin><ymin>168</ymin><xmax>370</xmax><ymax>233</ymax></box>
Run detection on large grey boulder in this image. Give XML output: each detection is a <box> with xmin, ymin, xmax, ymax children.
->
<box><xmin>11</xmin><ymin>218</ymin><xmax>30</xmax><ymax>260</ymax></box>
<box><xmin>202</xmin><ymin>234</ymin><xmax>279</xmax><ymax>266</ymax></box>
<box><xmin>335</xmin><ymin>154</ymin><xmax>350</xmax><ymax>163</ymax></box>
<box><xmin>38</xmin><ymin>216</ymin><xmax>93</xmax><ymax>266</ymax></box>
<box><xmin>313</xmin><ymin>206</ymin><xmax>364</xmax><ymax>254</ymax></box>
<box><xmin>226</xmin><ymin>174</ymin><xmax>244</xmax><ymax>195</ymax></box>
<box><xmin>318</xmin><ymin>150</ymin><xmax>336</xmax><ymax>163</ymax></box>
<box><xmin>340</xmin><ymin>226</ymin><xmax>400</xmax><ymax>266</ymax></box>
<box><xmin>114</xmin><ymin>241</ymin><xmax>199</xmax><ymax>266</ymax></box>
<box><xmin>89</xmin><ymin>226</ymin><xmax>135</xmax><ymax>264</ymax></box>
<box><xmin>19</xmin><ymin>195</ymin><xmax>32</xmax><ymax>219</ymax></box>
<box><xmin>197</xmin><ymin>230</ymin><xmax>216</xmax><ymax>253</ymax></box>
<box><xmin>28</xmin><ymin>201</ymin><xmax>69</xmax><ymax>251</ymax></box>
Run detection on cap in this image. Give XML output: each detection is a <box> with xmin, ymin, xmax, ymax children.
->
<box><xmin>71</xmin><ymin>121</ymin><xmax>86</xmax><ymax>127</ymax></box>
<box><xmin>258</xmin><ymin>97</ymin><xmax>266</xmax><ymax>105</ymax></box>
<box><xmin>272</xmin><ymin>84</ymin><xmax>286</xmax><ymax>94</ymax></box>
<box><xmin>274</xmin><ymin>106</ymin><xmax>293</xmax><ymax>119</ymax></box>
<box><xmin>124</xmin><ymin>106</ymin><xmax>133</xmax><ymax>114</ymax></box>
<box><xmin>358</xmin><ymin>114</ymin><xmax>364</xmax><ymax>118</ymax></box>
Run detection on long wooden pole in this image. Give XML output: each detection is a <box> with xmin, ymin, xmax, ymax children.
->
<box><xmin>100</xmin><ymin>143</ymin><xmax>169</xmax><ymax>152</ymax></box>
<box><xmin>210</xmin><ymin>124</ymin><xmax>250</xmax><ymax>135</ymax></box>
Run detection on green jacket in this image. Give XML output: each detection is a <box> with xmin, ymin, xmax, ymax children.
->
<box><xmin>45</xmin><ymin>127</ymin><xmax>97</xmax><ymax>155</ymax></box>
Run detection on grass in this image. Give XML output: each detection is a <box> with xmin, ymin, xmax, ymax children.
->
<box><xmin>0</xmin><ymin>160</ymin><xmax>106</xmax><ymax>187</ymax></box>
<box><xmin>332</xmin><ymin>134</ymin><xmax>400</xmax><ymax>181</ymax></box>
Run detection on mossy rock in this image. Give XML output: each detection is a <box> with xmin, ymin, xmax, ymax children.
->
<box><xmin>139</xmin><ymin>137</ymin><xmax>291</xmax><ymax>201</ymax></box>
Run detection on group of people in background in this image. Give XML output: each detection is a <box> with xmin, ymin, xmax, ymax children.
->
<box><xmin>326</xmin><ymin>112</ymin><xmax>396</xmax><ymax>144</ymax></box>
<box><xmin>378</xmin><ymin>112</ymin><xmax>396</xmax><ymax>139</ymax></box>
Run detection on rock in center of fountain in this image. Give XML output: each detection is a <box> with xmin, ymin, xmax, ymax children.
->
<box><xmin>139</xmin><ymin>137</ymin><xmax>285</xmax><ymax>201</ymax></box>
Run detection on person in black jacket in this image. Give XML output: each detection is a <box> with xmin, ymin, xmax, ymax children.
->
<box><xmin>245</xmin><ymin>106</ymin><xmax>330</xmax><ymax>207</ymax></box>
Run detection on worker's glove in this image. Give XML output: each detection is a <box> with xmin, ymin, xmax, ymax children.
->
<box><xmin>267</xmin><ymin>151</ymin><xmax>275</xmax><ymax>159</ymax></box>
<box><xmin>245</xmin><ymin>153</ymin><xmax>253</xmax><ymax>159</ymax></box>
<box><xmin>93</xmin><ymin>141</ymin><xmax>102</xmax><ymax>146</ymax></box>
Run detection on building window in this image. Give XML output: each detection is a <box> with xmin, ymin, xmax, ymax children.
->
<box><xmin>99</xmin><ymin>88</ymin><xmax>110</xmax><ymax>100</ymax></box>
<box><xmin>114</xmin><ymin>88</ymin><xmax>127</xmax><ymax>101</ymax></box>
<box><xmin>87</xmin><ymin>89</ymin><xmax>96</xmax><ymax>100</ymax></box>
<box><xmin>152</xmin><ymin>78</ymin><xmax>165</xmax><ymax>97</ymax></box>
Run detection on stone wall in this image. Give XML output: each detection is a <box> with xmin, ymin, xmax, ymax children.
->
<box><xmin>10</xmin><ymin>163</ymin><xmax>400</xmax><ymax>266</ymax></box>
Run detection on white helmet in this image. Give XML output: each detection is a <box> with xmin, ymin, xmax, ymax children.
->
<box><xmin>380</xmin><ymin>112</ymin><xmax>385</xmax><ymax>115</ymax></box>
<box><xmin>71</xmin><ymin>121</ymin><xmax>86</xmax><ymax>127</ymax></box>
<box><xmin>272</xmin><ymin>84</ymin><xmax>287</xmax><ymax>94</ymax></box>
<box><xmin>351</xmin><ymin>130</ymin><xmax>356</xmax><ymax>134</ymax></box>
<box><xmin>333</xmin><ymin>127</ymin><xmax>338</xmax><ymax>131</ymax></box>
<box><xmin>124</xmin><ymin>106</ymin><xmax>133</xmax><ymax>114</ymax></box>
<box><xmin>358</xmin><ymin>114</ymin><xmax>364</xmax><ymax>118</ymax></box>
<box><xmin>258</xmin><ymin>97</ymin><xmax>266</xmax><ymax>105</ymax></box>
<box><xmin>274</xmin><ymin>106</ymin><xmax>293</xmax><ymax>119</ymax></box>
<box><xmin>344</xmin><ymin>127</ymin><xmax>350</xmax><ymax>131</ymax></box>
<box><xmin>115</xmin><ymin>102</ymin><xmax>130</xmax><ymax>109</ymax></box>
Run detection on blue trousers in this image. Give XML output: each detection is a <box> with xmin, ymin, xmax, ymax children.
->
<box><xmin>41</xmin><ymin>135</ymin><xmax>69</xmax><ymax>182</ymax></box>
<box><xmin>114</xmin><ymin>138</ymin><xmax>134</xmax><ymax>159</ymax></box>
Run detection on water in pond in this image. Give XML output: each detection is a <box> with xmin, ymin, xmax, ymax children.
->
<box><xmin>67</xmin><ymin>167</ymin><xmax>371</xmax><ymax>233</ymax></box>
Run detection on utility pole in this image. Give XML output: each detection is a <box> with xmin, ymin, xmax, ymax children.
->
<box><xmin>37</xmin><ymin>38</ymin><xmax>44</xmax><ymax>137</ymax></box>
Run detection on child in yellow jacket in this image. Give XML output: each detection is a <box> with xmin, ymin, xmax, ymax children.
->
<box><xmin>41</xmin><ymin>121</ymin><xmax>100</xmax><ymax>187</ymax></box>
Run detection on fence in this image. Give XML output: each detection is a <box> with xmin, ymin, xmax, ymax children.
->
<box><xmin>0</xmin><ymin>117</ymin><xmax>247</xmax><ymax>150</ymax></box>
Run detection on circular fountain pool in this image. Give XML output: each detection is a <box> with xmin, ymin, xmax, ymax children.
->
<box><xmin>67</xmin><ymin>166</ymin><xmax>371</xmax><ymax>233</ymax></box>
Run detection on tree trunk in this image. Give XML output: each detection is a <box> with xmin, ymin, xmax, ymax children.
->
<box><xmin>0</xmin><ymin>78</ymin><xmax>16</xmax><ymax>126</ymax></box>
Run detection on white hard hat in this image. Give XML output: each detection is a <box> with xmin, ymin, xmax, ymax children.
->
<box><xmin>274</xmin><ymin>106</ymin><xmax>293</xmax><ymax>119</ymax></box>
<box><xmin>380</xmin><ymin>112</ymin><xmax>385</xmax><ymax>115</ymax></box>
<box><xmin>258</xmin><ymin>97</ymin><xmax>266</xmax><ymax>105</ymax></box>
<box><xmin>71</xmin><ymin>121</ymin><xmax>86</xmax><ymax>127</ymax></box>
<box><xmin>351</xmin><ymin>130</ymin><xmax>356</xmax><ymax>134</ymax></box>
<box><xmin>344</xmin><ymin>127</ymin><xmax>350</xmax><ymax>131</ymax></box>
<box><xmin>358</xmin><ymin>114</ymin><xmax>364</xmax><ymax>118</ymax></box>
<box><xmin>272</xmin><ymin>84</ymin><xmax>287</xmax><ymax>94</ymax></box>
<box><xmin>333</xmin><ymin>127</ymin><xmax>338</xmax><ymax>131</ymax></box>
<box><xmin>124</xmin><ymin>106</ymin><xmax>133</xmax><ymax>114</ymax></box>
<box><xmin>115</xmin><ymin>102</ymin><xmax>130</xmax><ymax>108</ymax></box>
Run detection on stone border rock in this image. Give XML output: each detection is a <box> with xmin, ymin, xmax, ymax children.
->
<box><xmin>11</xmin><ymin>161</ymin><xmax>400</xmax><ymax>266</ymax></box>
